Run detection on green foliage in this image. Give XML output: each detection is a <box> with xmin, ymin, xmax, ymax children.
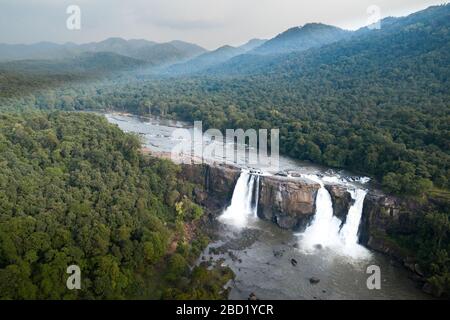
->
<box><xmin>162</xmin><ymin>264</ymin><xmax>234</xmax><ymax>300</ymax></box>
<box><xmin>0</xmin><ymin>111</ymin><xmax>214</xmax><ymax>299</ymax></box>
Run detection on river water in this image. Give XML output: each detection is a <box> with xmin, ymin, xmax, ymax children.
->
<box><xmin>105</xmin><ymin>112</ymin><xmax>430</xmax><ymax>300</ymax></box>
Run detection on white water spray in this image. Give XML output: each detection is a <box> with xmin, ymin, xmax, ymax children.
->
<box><xmin>253</xmin><ymin>175</ymin><xmax>260</xmax><ymax>217</ymax></box>
<box><xmin>301</xmin><ymin>176</ymin><xmax>342</xmax><ymax>249</ymax></box>
<box><xmin>298</xmin><ymin>174</ymin><xmax>370</xmax><ymax>259</ymax></box>
<box><xmin>220</xmin><ymin>170</ymin><xmax>260</xmax><ymax>228</ymax></box>
<box><xmin>338</xmin><ymin>189</ymin><xmax>370</xmax><ymax>258</ymax></box>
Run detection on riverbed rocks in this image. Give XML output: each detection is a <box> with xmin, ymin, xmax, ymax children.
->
<box><xmin>309</xmin><ymin>277</ymin><xmax>320</xmax><ymax>284</ymax></box>
<box><xmin>258</xmin><ymin>175</ymin><xmax>320</xmax><ymax>230</ymax></box>
<box><xmin>273</xmin><ymin>250</ymin><xmax>284</xmax><ymax>258</ymax></box>
<box><xmin>248</xmin><ymin>292</ymin><xmax>258</xmax><ymax>300</ymax></box>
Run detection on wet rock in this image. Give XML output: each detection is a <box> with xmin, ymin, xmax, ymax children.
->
<box><xmin>422</xmin><ymin>282</ymin><xmax>444</xmax><ymax>297</ymax></box>
<box><xmin>291</xmin><ymin>259</ymin><xmax>298</xmax><ymax>266</ymax></box>
<box><xmin>180</xmin><ymin>163</ymin><xmax>240</xmax><ymax>211</ymax></box>
<box><xmin>325</xmin><ymin>184</ymin><xmax>353</xmax><ymax>225</ymax></box>
<box><xmin>248</xmin><ymin>292</ymin><xmax>258</xmax><ymax>300</ymax></box>
<box><xmin>228</xmin><ymin>251</ymin><xmax>238</xmax><ymax>262</ymax></box>
<box><xmin>309</xmin><ymin>277</ymin><xmax>320</xmax><ymax>284</ymax></box>
<box><xmin>288</xmin><ymin>171</ymin><xmax>303</xmax><ymax>178</ymax></box>
<box><xmin>414</xmin><ymin>263</ymin><xmax>425</xmax><ymax>277</ymax></box>
<box><xmin>293</xmin><ymin>243</ymin><xmax>300</xmax><ymax>249</ymax></box>
<box><xmin>273</xmin><ymin>250</ymin><xmax>283</xmax><ymax>258</ymax></box>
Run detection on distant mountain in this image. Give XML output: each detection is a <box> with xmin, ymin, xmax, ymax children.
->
<box><xmin>0</xmin><ymin>38</ymin><xmax>207</xmax><ymax>66</ymax></box>
<box><xmin>78</xmin><ymin>37</ymin><xmax>157</xmax><ymax>57</ymax></box>
<box><xmin>238</xmin><ymin>39</ymin><xmax>267</xmax><ymax>52</ymax></box>
<box><xmin>131</xmin><ymin>41</ymin><xmax>206</xmax><ymax>65</ymax></box>
<box><xmin>0</xmin><ymin>51</ymin><xmax>147</xmax><ymax>97</ymax></box>
<box><xmin>251</xmin><ymin>23</ymin><xmax>351</xmax><ymax>55</ymax></box>
<box><xmin>0</xmin><ymin>42</ymin><xmax>76</xmax><ymax>61</ymax></box>
<box><xmin>167</xmin><ymin>40</ymin><xmax>207</xmax><ymax>57</ymax></box>
<box><xmin>202</xmin><ymin>6</ymin><xmax>450</xmax><ymax>76</ymax></box>
<box><xmin>165</xmin><ymin>39</ymin><xmax>266</xmax><ymax>75</ymax></box>
<box><xmin>163</xmin><ymin>23</ymin><xmax>350</xmax><ymax>75</ymax></box>
<box><xmin>0</xmin><ymin>51</ymin><xmax>146</xmax><ymax>75</ymax></box>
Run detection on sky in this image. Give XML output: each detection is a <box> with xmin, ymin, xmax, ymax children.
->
<box><xmin>0</xmin><ymin>0</ymin><xmax>448</xmax><ymax>49</ymax></box>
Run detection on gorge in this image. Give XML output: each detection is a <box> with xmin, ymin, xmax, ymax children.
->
<box><xmin>107</xmin><ymin>112</ymin><xmax>432</xmax><ymax>299</ymax></box>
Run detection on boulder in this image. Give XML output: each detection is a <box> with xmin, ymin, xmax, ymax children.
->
<box><xmin>309</xmin><ymin>277</ymin><xmax>320</xmax><ymax>284</ymax></box>
<box><xmin>248</xmin><ymin>292</ymin><xmax>258</xmax><ymax>300</ymax></box>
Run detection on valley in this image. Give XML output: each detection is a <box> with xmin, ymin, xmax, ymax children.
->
<box><xmin>105</xmin><ymin>112</ymin><xmax>432</xmax><ymax>299</ymax></box>
<box><xmin>0</xmin><ymin>3</ymin><xmax>449</xmax><ymax>301</ymax></box>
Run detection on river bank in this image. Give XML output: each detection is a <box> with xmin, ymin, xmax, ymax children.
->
<box><xmin>105</xmin><ymin>111</ymin><xmax>432</xmax><ymax>300</ymax></box>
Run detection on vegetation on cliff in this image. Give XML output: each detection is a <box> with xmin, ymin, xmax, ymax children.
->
<box><xmin>0</xmin><ymin>111</ymin><xmax>229</xmax><ymax>299</ymax></box>
<box><xmin>0</xmin><ymin>3</ymin><xmax>448</xmax><ymax>299</ymax></box>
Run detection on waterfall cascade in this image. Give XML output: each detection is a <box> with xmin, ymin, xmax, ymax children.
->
<box><xmin>219</xmin><ymin>170</ymin><xmax>260</xmax><ymax>228</ymax></box>
<box><xmin>301</xmin><ymin>183</ymin><xmax>342</xmax><ymax>248</ymax></box>
<box><xmin>252</xmin><ymin>175</ymin><xmax>260</xmax><ymax>217</ymax></box>
<box><xmin>300</xmin><ymin>174</ymin><xmax>370</xmax><ymax>258</ymax></box>
<box><xmin>220</xmin><ymin>170</ymin><xmax>370</xmax><ymax>258</ymax></box>
<box><xmin>339</xmin><ymin>189</ymin><xmax>369</xmax><ymax>257</ymax></box>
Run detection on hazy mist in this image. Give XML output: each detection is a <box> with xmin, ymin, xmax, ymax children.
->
<box><xmin>0</xmin><ymin>0</ymin><xmax>448</xmax><ymax>49</ymax></box>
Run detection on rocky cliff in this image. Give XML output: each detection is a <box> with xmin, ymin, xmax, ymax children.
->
<box><xmin>358</xmin><ymin>192</ymin><xmax>431</xmax><ymax>290</ymax></box>
<box><xmin>180</xmin><ymin>163</ymin><xmax>322</xmax><ymax>230</ymax></box>
<box><xmin>180</xmin><ymin>163</ymin><xmax>241</xmax><ymax>211</ymax></box>
<box><xmin>258</xmin><ymin>175</ymin><xmax>320</xmax><ymax>229</ymax></box>
<box><xmin>325</xmin><ymin>184</ymin><xmax>353</xmax><ymax>226</ymax></box>
<box><xmin>359</xmin><ymin>193</ymin><xmax>420</xmax><ymax>258</ymax></box>
<box><xmin>178</xmin><ymin>161</ymin><xmax>441</xmax><ymax>297</ymax></box>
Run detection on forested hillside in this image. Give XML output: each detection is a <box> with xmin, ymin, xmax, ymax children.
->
<box><xmin>0</xmin><ymin>112</ymin><xmax>231</xmax><ymax>299</ymax></box>
<box><xmin>2</xmin><ymin>6</ymin><xmax>448</xmax><ymax>196</ymax></box>
<box><xmin>0</xmin><ymin>3</ymin><xmax>449</xmax><ymax>300</ymax></box>
<box><xmin>0</xmin><ymin>38</ymin><xmax>206</xmax><ymax>64</ymax></box>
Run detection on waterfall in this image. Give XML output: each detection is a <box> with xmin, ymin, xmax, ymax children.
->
<box><xmin>252</xmin><ymin>175</ymin><xmax>260</xmax><ymax>217</ymax></box>
<box><xmin>338</xmin><ymin>189</ymin><xmax>369</xmax><ymax>257</ymax></box>
<box><xmin>219</xmin><ymin>170</ymin><xmax>260</xmax><ymax>228</ymax></box>
<box><xmin>299</xmin><ymin>174</ymin><xmax>370</xmax><ymax>259</ymax></box>
<box><xmin>301</xmin><ymin>181</ymin><xmax>342</xmax><ymax>249</ymax></box>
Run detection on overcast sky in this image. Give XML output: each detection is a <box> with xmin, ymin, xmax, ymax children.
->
<box><xmin>0</xmin><ymin>0</ymin><xmax>448</xmax><ymax>49</ymax></box>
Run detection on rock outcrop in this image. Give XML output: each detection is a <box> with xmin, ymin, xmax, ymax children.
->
<box><xmin>181</xmin><ymin>163</ymin><xmax>321</xmax><ymax>230</ymax></box>
<box><xmin>180</xmin><ymin>163</ymin><xmax>241</xmax><ymax>210</ymax></box>
<box><xmin>359</xmin><ymin>192</ymin><xmax>419</xmax><ymax>258</ymax></box>
<box><xmin>358</xmin><ymin>192</ymin><xmax>429</xmax><ymax>287</ymax></box>
<box><xmin>258</xmin><ymin>175</ymin><xmax>320</xmax><ymax>230</ymax></box>
<box><xmin>325</xmin><ymin>184</ymin><xmax>353</xmax><ymax>225</ymax></box>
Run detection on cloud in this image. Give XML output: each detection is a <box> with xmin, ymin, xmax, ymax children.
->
<box><xmin>0</xmin><ymin>0</ymin><xmax>447</xmax><ymax>49</ymax></box>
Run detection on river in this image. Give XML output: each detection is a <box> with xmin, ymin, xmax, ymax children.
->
<box><xmin>105</xmin><ymin>112</ymin><xmax>430</xmax><ymax>300</ymax></box>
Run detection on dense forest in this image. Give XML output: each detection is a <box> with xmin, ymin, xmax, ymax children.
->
<box><xmin>1</xmin><ymin>6</ymin><xmax>449</xmax><ymax>197</ymax></box>
<box><xmin>0</xmin><ymin>112</ymin><xmax>232</xmax><ymax>299</ymax></box>
<box><xmin>0</xmin><ymin>4</ymin><xmax>449</xmax><ymax>298</ymax></box>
